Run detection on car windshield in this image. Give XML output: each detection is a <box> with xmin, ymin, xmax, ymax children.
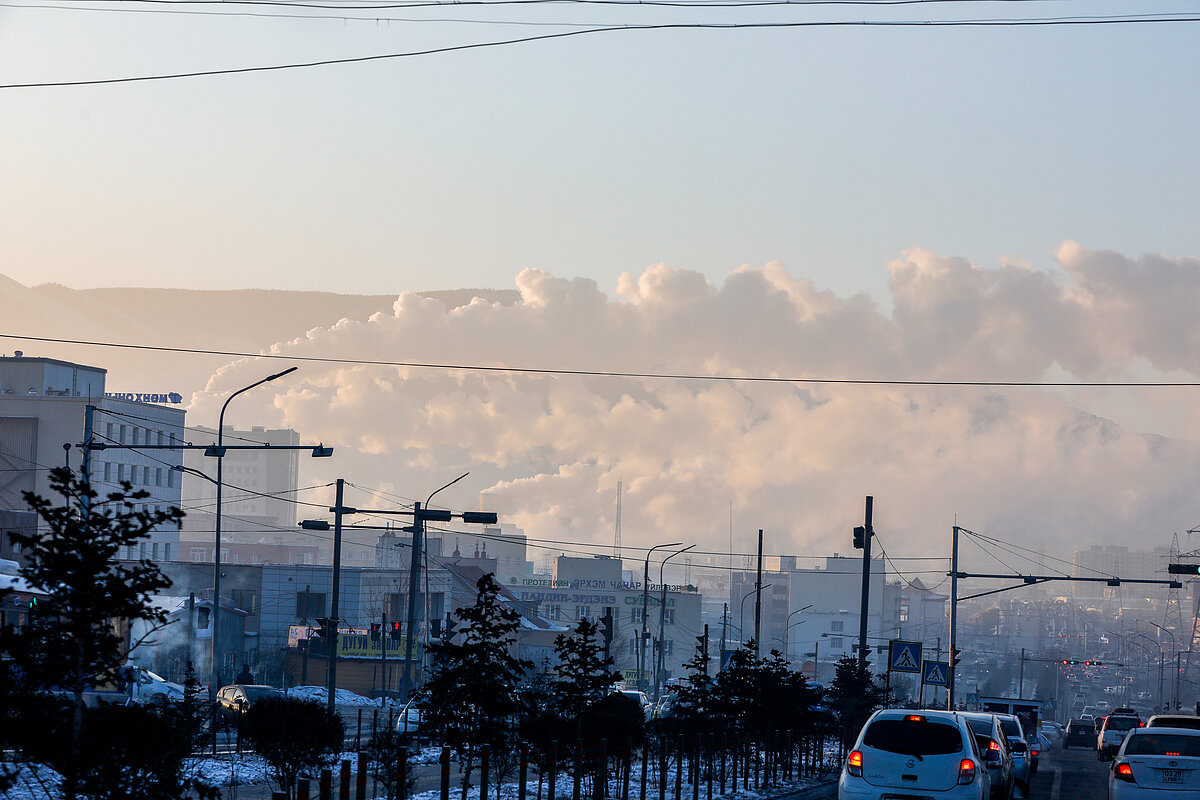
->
<box><xmin>1125</xmin><ymin>734</ymin><xmax>1200</xmax><ymax>757</ymax></box>
<box><xmin>863</xmin><ymin>719</ymin><xmax>964</xmax><ymax>757</ymax></box>
<box><xmin>244</xmin><ymin>687</ymin><xmax>281</xmax><ymax>702</ymax></box>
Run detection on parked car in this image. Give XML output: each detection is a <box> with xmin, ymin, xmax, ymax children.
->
<box><xmin>1109</xmin><ymin>726</ymin><xmax>1200</xmax><ymax>798</ymax></box>
<box><xmin>216</xmin><ymin>684</ymin><xmax>284</xmax><ymax>719</ymax></box>
<box><xmin>1063</xmin><ymin>718</ymin><xmax>1097</xmax><ymax>749</ymax></box>
<box><xmin>1147</xmin><ymin>715</ymin><xmax>1200</xmax><ymax>731</ymax></box>
<box><xmin>838</xmin><ymin>709</ymin><xmax>989</xmax><ymax>800</ymax></box>
<box><xmin>960</xmin><ymin>712</ymin><xmax>1016</xmax><ymax>800</ymax></box>
<box><xmin>1025</xmin><ymin>730</ymin><xmax>1041</xmax><ymax>774</ymax></box>
<box><xmin>394</xmin><ymin>699</ymin><xmax>426</xmax><ymax>739</ymax></box>
<box><xmin>995</xmin><ymin>715</ymin><xmax>1030</xmax><ymax>794</ymax></box>
<box><xmin>1098</xmin><ymin>713</ymin><xmax>1143</xmax><ymax>761</ymax></box>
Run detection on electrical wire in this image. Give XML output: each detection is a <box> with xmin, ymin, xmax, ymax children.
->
<box><xmin>7</xmin><ymin>333</ymin><xmax>1200</xmax><ymax>388</ymax></box>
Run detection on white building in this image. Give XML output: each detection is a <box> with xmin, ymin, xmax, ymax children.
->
<box><xmin>0</xmin><ymin>354</ymin><xmax>185</xmax><ymax>562</ymax></box>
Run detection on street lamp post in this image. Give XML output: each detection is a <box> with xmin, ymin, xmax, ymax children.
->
<box><xmin>640</xmin><ymin>542</ymin><xmax>682</xmax><ymax>692</ymax></box>
<box><xmin>1150</xmin><ymin>622</ymin><xmax>1178</xmax><ymax>708</ymax></box>
<box><xmin>655</xmin><ymin>544</ymin><xmax>694</xmax><ymax>702</ymax></box>
<box><xmin>207</xmin><ymin>366</ymin><xmax>298</xmax><ymax>697</ymax></box>
<box><xmin>1136</xmin><ymin>631</ymin><xmax>1164</xmax><ymax>706</ymax></box>
<box><xmin>783</xmin><ymin>604</ymin><xmax>813</xmax><ymax>663</ymax></box>
<box><xmin>738</xmin><ymin>584</ymin><xmax>772</xmax><ymax>646</ymax></box>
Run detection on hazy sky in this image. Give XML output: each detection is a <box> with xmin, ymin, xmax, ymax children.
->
<box><xmin>2</xmin><ymin>1</ymin><xmax>1199</xmax><ymax>574</ymax></box>
<box><xmin>1</xmin><ymin>1</ymin><xmax>1197</xmax><ymax>306</ymax></box>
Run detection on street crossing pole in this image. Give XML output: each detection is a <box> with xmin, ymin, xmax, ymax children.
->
<box><xmin>949</xmin><ymin>525</ymin><xmax>960</xmax><ymax>709</ymax></box>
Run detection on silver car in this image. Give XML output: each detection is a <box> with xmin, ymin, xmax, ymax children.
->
<box><xmin>996</xmin><ymin>715</ymin><xmax>1031</xmax><ymax>794</ymax></box>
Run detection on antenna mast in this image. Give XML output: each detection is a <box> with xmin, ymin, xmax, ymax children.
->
<box><xmin>613</xmin><ymin>479</ymin><xmax>623</xmax><ymax>559</ymax></box>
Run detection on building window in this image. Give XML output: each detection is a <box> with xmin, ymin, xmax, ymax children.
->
<box><xmin>663</xmin><ymin>608</ymin><xmax>674</xmax><ymax>624</ymax></box>
<box><xmin>163</xmin><ymin>544</ymin><xmax>171</xmax><ymax>561</ymax></box>
<box><xmin>662</xmin><ymin>640</ymin><xmax>674</xmax><ymax>656</ymax></box>
<box><xmin>829</xmin><ymin>637</ymin><xmax>844</xmax><ymax>648</ymax></box>
<box><xmin>631</xmin><ymin>608</ymin><xmax>644</xmax><ymax>624</ymax></box>
<box><xmin>103</xmin><ymin>462</ymin><xmax>112</xmax><ymax>483</ymax></box>
<box><xmin>546</xmin><ymin>605</ymin><xmax>561</xmax><ymax>620</ymax></box>
<box><xmin>151</xmin><ymin>543</ymin><xmax>159</xmax><ymax>559</ymax></box>
<box><xmin>830</xmin><ymin>621</ymin><xmax>844</xmax><ymax>632</ymax></box>
<box><xmin>232</xmin><ymin>590</ymin><xmax>258</xmax><ymax>615</ymax></box>
<box><xmin>167</xmin><ymin>468</ymin><xmax>176</xmax><ymax>488</ymax></box>
<box><xmin>156</xmin><ymin>468</ymin><xmax>164</xmax><ymax>487</ymax></box>
<box><xmin>189</xmin><ymin>547</ymin><xmax>206</xmax><ymax>562</ymax></box>
<box><xmin>106</xmin><ymin>422</ymin><xmax>115</xmax><ymax>441</ymax></box>
<box><xmin>296</xmin><ymin>591</ymin><xmax>325</xmax><ymax>619</ymax></box>
<box><xmin>232</xmin><ymin>553</ymin><xmax>242</xmax><ymax>564</ymax></box>
<box><xmin>575</xmin><ymin>605</ymin><xmax>591</xmax><ymax>620</ymax></box>
<box><xmin>119</xmin><ymin>425</ymin><xmax>127</xmax><ymax>444</ymax></box>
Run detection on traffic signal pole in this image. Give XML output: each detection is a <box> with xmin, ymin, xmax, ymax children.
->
<box><xmin>326</xmin><ymin>478</ymin><xmax>346</xmax><ymax>715</ymax></box>
<box><xmin>857</xmin><ymin>497</ymin><xmax>874</xmax><ymax>667</ymax></box>
<box><xmin>949</xmin><ymin>525</ymin><xmax>960</xmax><ymax>709</ymax></box>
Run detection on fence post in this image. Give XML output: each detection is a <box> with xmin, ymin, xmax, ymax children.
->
<box><xmin>298</xmin><ymin>779</ymin><xmax>311</xmax><ymax>800</ymax></box>
<box><xmin>573</xmin><ymin>739</ymin><xmax>583</xmax><ymax>800</ymax></box>
<box><xmin>356</xmin><ymin>708</ymin><xmax>363</xmax><ymax>751</ymax></box>
<box><xmin>639</xmin><ymin>739</ymin><xmax>648</xmax><ymax>800</ymax></box>
<box><xmin>357</xmin><ymin>751</ymin><xmax>368</xmax><ymax>800</ymax></box>
<box><xmin>705</xmin><ymin>734</ymin><xmax>712</xmax><ymax>800</ymax></box>
<box><xmin>622</xmin><ymin>737</ymin><xmax>632</xmax><ymax>800</ymax></box>
<box><xmin>673</xmin><ymin>736</ymin><xmax>682</xmax><ymax>800</ymax></box>
<box><xmin>340</xmin><ymin>758</ymin><xmax>352</xmax><ymax>800</ymax></box>
<box><xmin>549</xmin><ymin>739</ymin><xmax>559</xmax><ymax>800</ymax></box>
<box><xmin>320</xmin><ymin>767</ymin><xmax>333</xmax><ymax>800</ymax></box>
<box><xmin>659</xmin><ymin>737</ymin><xmax>667</xmax><ymax>800</ymax></box>
<box><xmin>519</xmin><ymin>742</ymin><xmax>529</xmax><ymax>800</ymax></box>
<box><xmin>440</xmin><ymin>746</ymin><xmax>451</xmax><ymax>800</ymax></box>
<box><xmin>596</xmin><ymin>738</ymin><xmax>606</xmax><ymax>800</ymax></box>
<box><xmin>398</xmin><ymin>746</ymin><xmax>409</xmax><ymax>800</ymax></box>
<box><xmin>481</xmin><ymin>743</ymin><xmax>491</xmax><ymax>800</ymax></box>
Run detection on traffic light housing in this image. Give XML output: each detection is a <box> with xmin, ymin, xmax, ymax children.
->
<box><xmin>1168</xmin><ymin>564</ymin><xmax>1200</xmax><ymax>574</ymax></box>
<box><xmin>853</xmin><ymin>526</ymin><xmax>866</xmax><ymax>549</ymax></box>
<box><xmin>444</xmin><ymin>614</ymin><xmax>457</xmax><ymax>640</ymax></box>
<box><xmin>600</xmin><ymin>607</ymin><xmax>615</xmax><ymax>660</ymax></box>
<box><xmin>951</xmin><ymin>648</ymin><xmax>962</xmax><ymax>667</ymax></box>
<box><xmin>390</xmin><ymin>621</ymin><xmax>402</xmax><ymax>641</ymax></box>
<box><xmin>370</xmin><ymin>623</ymin><xmax>381</xmax><ymax>641</ymax></box>
<box><xmin>313</xmin><ymin>617</ymin><xmax>331</xmax><ymax>640</ymax></box>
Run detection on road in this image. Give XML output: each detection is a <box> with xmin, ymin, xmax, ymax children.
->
<box><xmin>1028</xmin><ymin>745</ymin><xmax>1111</xmax><ymax>800</ymax></box>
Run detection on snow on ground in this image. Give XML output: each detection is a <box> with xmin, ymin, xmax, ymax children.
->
<box><xmin>1</xmin><ymin>763</ymin><xmax>62</xmax><ymax>800</ymax></box>
<box><xmin>287</xmin><ymin>686</ymin><xmax>380</xmax><ymax>706</ymax></box>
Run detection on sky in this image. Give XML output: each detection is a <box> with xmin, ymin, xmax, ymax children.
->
<box><xmin>1</xmin><ymin>1</ymin><xmax>1199</xmax><ymax>576</ymax></box>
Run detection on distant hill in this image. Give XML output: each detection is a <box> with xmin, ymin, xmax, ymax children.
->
<box><xmin>0</xmin><ymin>278</ymin><xmax>520</xmax><ymax>396</ymax></box>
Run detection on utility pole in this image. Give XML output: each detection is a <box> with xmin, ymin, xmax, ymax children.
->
<box><xmin>720</xmin><ymin>602</ymin><xmax>728</xmax><ymax>656</ymax></box>
<box><xmin>702</xmin><ymin>624</ymin><xmax>709</xmax><ymax>677</ymax></box>
<box><xmin>754</xmin><ymin>529</ymin><xmax>763</xmax><ymax>656</ymax></box>
<box><xmin>380</xmin><ymin>609</ymin><xmax>388</xmax><ymax>701</ymax></box>
<box><xmin>1019</xmin><ymin>648</ymin><xmax>1026</xmax><ymax>698</ymax></box>
<box><xmin>402</xmin><ymin>500</ymin><xmax>425</xmax><ymax>699</ymax></box>
<box><xmin>326</xmin><ymin>478</ymin><xmax>346</xmax><ymax>715</ymax></box>
<box><xmin>855</xmin><ymin>497</ymin><xmax>874</xmax><ymax>667</ymax></box>
<box><xmin>949</xmin><ymin>525</ymin><xmax>961</xmax><ymax>709</ymax></box>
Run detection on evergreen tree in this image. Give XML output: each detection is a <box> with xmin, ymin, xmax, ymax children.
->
<box><xmin>825</xmin><ymin>655</ymin><xmax>885</xmax><ymax>747</ymax></box>
<box><xmin>419</xmin><ymin>574</ymin><xmax>532</xmax><ymax>799</ymax></box>
<box><xmin>241</xmin><ymin>697</ymin><xmax>344</xmax><ymax>799</ymax></box>
<box><xmin>0</xmin><ymin>466</ymin><xmax>183</xmax><ymax>800</ymax></box>
<box><xmin>665</xmin><ymin>634</ymin><xmax>714</xmax><ymax>733</ymax></box>
<box><xmin>553</xmin><ymin>617</ymin><xmax>622</xmax><ymax>727</ymax></box>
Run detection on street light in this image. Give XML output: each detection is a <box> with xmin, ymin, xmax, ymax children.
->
<box><xmin>206</xmin><ymin>366</ymin><xmax>299</xmax><ymax>698</ymax></box>
<box><xmin>640</xmin><ymin>542</ymin><xmax>682</xmax><ymax>691</ymax></box>
<box><xmin>1135</xmin><ymin>631</ymin><xmax>1164</xmax><ymax>706</ymax></box>
<box><xmin>738</xmin><ymin>584</ymin><xmax>772</xmax><ymax>646</ymax></box>
<box><xmin>783</xmin><ymin>604</ymin><xmax>814</xmax><ymax>663</ymax></box>
<box><xmin>655</xmin><ymin>543</ymin><xmax>695</xmax><ymax>702</ymax></box>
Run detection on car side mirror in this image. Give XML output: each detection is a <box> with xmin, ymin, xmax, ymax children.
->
<box><xmin>984</xmin><ymin>749</ymin><xmax>1001</xmax><ymax>764</ymax></box>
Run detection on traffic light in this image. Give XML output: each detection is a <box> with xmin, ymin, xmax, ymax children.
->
<box><xmin>390</xmin><ymin>621</ymin><xmax>402</xmax><ymax>641</ymax></box>
<box><xmin>444</xmin><ymin>614</ymin><xmax>457</xmax><ymax>640</ymax></box>
<box><xmin>313</xmin><ymin>617</ymin><xmax>331</xmax><ymax>640</ymax></box>
<box><xmin>370</xmin><ymin>623</ymin><xmax>381</xmax><ymax>641</ymax></box>
<box><xmin>951</xmin><ymin>648</ymin><xmax>962</xmax><ymax>667</ymax></box>
<box><xmin>853</xmin><ymin>526</ymin><xmax>866</xmax><ymax>549</ymax></box>
<box><xmin>600</xmin><ymin>607</ymin><xmax>615</xmax><ymax>661</ymax></box>
<box><xmin>1168</xmin><ymin>564</ymin><xmax>1200</xmax><ymax>574</ymax></box>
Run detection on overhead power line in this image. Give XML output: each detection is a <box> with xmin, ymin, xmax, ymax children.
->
<box><xmin>2</xmin><ymin>14</ymin><xmax>1198</xmax><ymax>90</ymax></box>
<box><xmin>5</xmin><ymin>332</ymin><xmax>1200</xmax><ymax>388</ymax></box>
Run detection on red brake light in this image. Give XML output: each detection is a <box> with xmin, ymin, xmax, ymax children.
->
<box><xmin>958</xmin><ymin>758</ymin><xmax>977</xmax><ymax>785</ymax></box>
<box><xmin>1114</xmin><ymin>762</ymin><xmax>1135</xmax><ymax>784</ymax></box>
<box><xmin>906</xmin><ymin>714</ymin><xmax>926</xmax><ymax>722</ymax></box>
<box><xmin>847</xmin><ymin>750</ymin><xmax>863</xmax><ymax>777</ymax></box>
<box><xmin>988</xmin><ymin>740</ymin><xmax>1000</xmax><ymax>752</ymax></box>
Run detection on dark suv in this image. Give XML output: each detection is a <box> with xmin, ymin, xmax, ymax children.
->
<box><xmin>216</xmin><ymin>684</ymin><xmax>283</xmax><ymax>719</ymax></box>
<box><xmin>1063</xmin><ymin>717</ymin><xmax>1096</xmax><ymax>749</ymax></box>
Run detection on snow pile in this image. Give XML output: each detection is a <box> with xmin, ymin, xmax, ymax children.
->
<box><xmin>286</xmin><ymin>686</ymin><xmax>377</xmax><ymax>706</ymax></box>
<box><xmin>185</xmin><ymin>754</ymin><xmax>273</xmax><ymax>789</ymax></box>
<box><xmin>2</xmin><ymin>763</ymin><xmax>62</xmax><ymax>800</ymax></box>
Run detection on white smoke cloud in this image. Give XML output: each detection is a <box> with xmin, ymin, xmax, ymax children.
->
<box><xmin>181</xmin><ymin>243</ymin><xmax>1200</xmax><ymax>567</ymax></box>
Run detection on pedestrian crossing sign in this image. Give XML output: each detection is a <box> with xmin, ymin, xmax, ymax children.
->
<box><xmin>922</xmin><ymin>660</ymin><xmax>949</xmax><ymax>686</ymax></box>
<box><xmin>888</xmin><ymin>639</ymin><xmax>922</xmax><ymax>673</ymax></box>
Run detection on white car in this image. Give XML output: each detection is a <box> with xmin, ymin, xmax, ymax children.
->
<box><xmin>838</xmin><ymin>709</ymin><xmax>989</xmax><ymax>800</ymax></box>
<box><xmin>1109</xmin><ymin>726</ymin><xmax>1200</xmax><ymax>798</ymax></box>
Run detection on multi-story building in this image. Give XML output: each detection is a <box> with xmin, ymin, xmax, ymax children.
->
<box><xmin>0</xmin><ymin>353</ymin><xmax>185</xmax><ymax>562</ymax></box>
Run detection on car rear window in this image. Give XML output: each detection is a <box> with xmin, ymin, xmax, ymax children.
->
<box><xmin>1106</xmin><ymin>717</ymin><xmax>1139</xmax><ymax>732</ymax></box>
<box><xmin>999</xmin><ymin>718</ymin><xmax>1021</xmax><ymax>737</ymax></box>
<box><xmin>1149</xmin><ymin>718</ymin><xmax>1200</xmax><ymax>730</ymax></box>
<box><xmin>1125</xmin><ymin>733</ymin><xmax>1200</xmax><ymax>757</ymax></box>
<box><xmin>863</xmin><ymin>719</ymin><xmax>964</xmax><ymax>756</ymax></box>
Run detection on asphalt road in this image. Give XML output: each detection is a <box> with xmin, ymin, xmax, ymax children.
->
<box><xmin>1028</xmin><ymin>745</ymin><xmax>1112</xmax><ymax>800</ymax></box>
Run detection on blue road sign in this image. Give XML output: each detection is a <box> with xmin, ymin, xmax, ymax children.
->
<box><xmin>923</xmin><ymin>660</ymin><xmax>949</xmax><ymax>686</ymax></box>
<box><xmin>889</xmin><ymin>640</ymin><xmax>922</xmax><ymax>673</ymax></box>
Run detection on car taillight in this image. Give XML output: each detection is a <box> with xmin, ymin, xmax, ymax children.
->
<box><xmin>846</xmin><ymin>750</ymin><xmax>863</xmax><ymax>777</ymax></box>
<box><xmin>1114</xmin><ymin>762</ymin><xmax>1135</xmax><ymax>784</ymax></box>
<box><xmin>1031</xmin><ymin>749</ymin><xmax>1038</xmax><ymax>757</ymax></box>
<box><xmin>957</xmin><ymin>758</ymin><xmax>977</xmax><ymax>785</ymax></box>
<box><xmin>988</xmin><ymin>740</ymin><xmax>1000</xmax><ymax>752</ymax></box>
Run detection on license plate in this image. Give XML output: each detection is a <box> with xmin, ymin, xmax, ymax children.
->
<box><xmin>1163</xmin><ymin>769</ymin><xmax>1181</xmax><ymax>784</ymax></box>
